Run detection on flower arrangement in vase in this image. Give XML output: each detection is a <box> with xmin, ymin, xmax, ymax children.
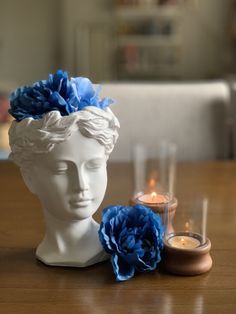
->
<box><xmin>8</xmin><ymin>70</ymin><xmax>120</xmax><ymax>267</ymax></box>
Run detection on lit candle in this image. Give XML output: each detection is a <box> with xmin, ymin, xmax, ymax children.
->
<box><xmin>164</xmin><ymin>231</ymin><xmax>212</xmax><ymax>275</ymax></box>
<box><xmin>168</xmin><ymin>235</ymin><xmax>201</xmax><ymax>249</ymax></box>
<box><xmin>137</xmin><ymin>192</ymin><xmax>168</xmax><ymax>204</ymax></box>
<box><xmin>130</xmin><ymin>191</ymin><xmax>177</xmax><ymax>233</ymax></box>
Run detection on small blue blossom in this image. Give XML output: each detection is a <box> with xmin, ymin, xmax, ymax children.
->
<box><xmin>9</xmin><ymin>70</ymin><xmax>113</xmax><ymax>121</ymax></box>
<box><xmin>99</xmin><ymin>204</ymin><xmax>164</xmax><ymax>281</ymax></box>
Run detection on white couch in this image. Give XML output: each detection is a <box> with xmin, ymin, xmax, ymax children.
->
<box><xmin>101</xmin><ymin>82</ymin><xmax>231</xmax><ymax>161</ymax></box>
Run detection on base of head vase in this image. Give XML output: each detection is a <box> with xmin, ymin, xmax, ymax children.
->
<box><xmin>36</xmin><ymin>251</ymin><xmax>109</xmax><ymax>268</ymax></box>
<box><xmin>36</xmin><ymin>248</ymin><xmax>109</xmax><ymax>268</ymax></box>
<box><xmin>35</xmin><ymin>217</ymin><xmax>109</xmax><ymax>268</ymax></box>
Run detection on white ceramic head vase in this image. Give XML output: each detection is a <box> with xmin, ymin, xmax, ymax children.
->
<box><xmin>9</xmin><ymin>106</ymin><xmax>119</xmax><ymax>267</ymax></box>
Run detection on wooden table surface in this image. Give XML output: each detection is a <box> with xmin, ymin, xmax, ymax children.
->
<box><xmin>0</xmin><ymin>160</ymin><xmax>236</xmax><ymax>314</ymax></box>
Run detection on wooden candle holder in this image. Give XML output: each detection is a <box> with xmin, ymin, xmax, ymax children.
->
<box><xmin>163</xmin><ymin>237</ymin><xmax>213</xmax><ymax>276</ymax></box>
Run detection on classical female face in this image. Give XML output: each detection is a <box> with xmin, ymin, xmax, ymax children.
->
<box><xmin>27</xmin><ymin>129</ymin><xmax>107</xmax><ymax>221</ymax></box>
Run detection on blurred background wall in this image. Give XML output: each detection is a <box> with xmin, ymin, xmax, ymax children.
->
<box><xmin>0</xmin><ymin>0</ymin><xmax>60</xmax><ymax>86</ymax></box>
<box><xmin>0</xmin><ymin>0</ymin><xmax>235</xmax><ymax>86</ymax></box>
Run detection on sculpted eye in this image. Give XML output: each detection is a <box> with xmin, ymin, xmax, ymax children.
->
<box><xmin>85</xmin><ymin>158</ymin><xmax>105</xmax><ymax>170</ymax></box>
<box><xmin>54</xmin><ymin>168</ymin><xmax>68</xmax><ymax>174</ymax></box>
<box><xmin>51</xmin><ymin>162</ymin><xmax>68</xmax><ymax>174</ymax></box>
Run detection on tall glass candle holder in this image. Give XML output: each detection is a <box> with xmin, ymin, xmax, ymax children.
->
<box><xmin>163</xmin><ymin>197</ymin><xmax>213</xmax><ymax>275</ymax></box>
<box><xmin>130</xmin><ymin>142</ymin><xmax>178</xmax><ymax>233</ymax></box>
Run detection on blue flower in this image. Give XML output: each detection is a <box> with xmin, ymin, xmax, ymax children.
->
<box><xmin>71</xmin><ymin>77</ymin><xmax>113</xmax><ymax>110</ymax></box>
<box><xmin>99</xmin><ymin>204</ymin><xmax>164</xmax><ymax>281</ymax></box>
<box><xmin>9</xmin><ymin>70</ymin><xmax>113</xmax><ymax>121</ymax></box>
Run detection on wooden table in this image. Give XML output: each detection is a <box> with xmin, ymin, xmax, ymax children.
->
<box><xmin>0</xmin><ymin>161</ymin><xmax>236</xmax><ymax>313</ymax></box>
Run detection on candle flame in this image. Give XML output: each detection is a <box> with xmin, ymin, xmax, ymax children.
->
<box><xmin>151</xmin><ymin>192</ymin><xmax>157</xmax><ymax>202</ymax></box>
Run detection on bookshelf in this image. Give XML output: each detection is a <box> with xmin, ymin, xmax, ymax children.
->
<box><xmin>114</xmin><ymin>0</ymin><xmax>185</xmax><ymax>80</ymax></box>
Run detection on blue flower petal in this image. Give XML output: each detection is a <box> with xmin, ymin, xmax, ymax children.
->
<box><xmin>98</xmin><ymin>225</ymin><xmax>114</xmax><ymax>254</ymax></box>
<box><xmin>112</xmin><ymin>254</ymin><xmax>135</xmax><ymax>282</ymax></box>
<box><xmin>90</xmin><ymin>85</ymin><xmax>102</xmax><ymax>106</ymax></box>
<box><xmin>102</xmin><ymin>205</ymin><xmax>122</xmax><ymax>224</ymax></box>
<box><xmin>98</xmin><ymin>97</ymin><xmax>114</xmax><ymax>109</ymax></box>
<box><xmin>135</xmin><ymin>255</ymin><xmax>158</xmax><ymax>272</ymax></box>
<box><xmin>71</xmin><ymin>77</ymin><xmax>94</xmax><ymax>100</ymax></box>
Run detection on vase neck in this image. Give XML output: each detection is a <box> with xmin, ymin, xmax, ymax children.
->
<box><xmin>43</xmin><ymin>209</ymin><xmax>94</xmax><ymax>237</ymax></box>
<box><xmin>35</xmin><ymin>208</ymin><xmax>107</xmax><ymax>267</ymax></box>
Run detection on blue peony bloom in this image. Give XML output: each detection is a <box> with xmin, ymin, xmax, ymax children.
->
<box><xmin>98</xmin><ymin>204</ymin><xmax>164</xmax><ymax>281</ymax></box>
<box><xmin>9</xmin><ymin>70</ymin><xmax>113</xmax><ymax>121</ymax></box>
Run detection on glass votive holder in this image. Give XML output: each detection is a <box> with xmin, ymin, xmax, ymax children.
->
<box><xmin>130</xmin><ymin>192</ymin><xmax>177</xmax><ymax>233</ymax></box>
<box><xmin>130</xmin><ymin>142</ymin><xmax>178</xmax><ymax>233</ymax></box>
<box><xmin>163</xmin><ymin>197</ymin><xmax>213</xmax><ymax>275</ymax></box>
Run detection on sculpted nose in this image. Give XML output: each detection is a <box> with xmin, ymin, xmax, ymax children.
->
<box><xmin>74</xmin><ymin>165</ymin><xmax>89</xmax><ymax>192</ymax></box>
<box><xmin>79</xmin><ymin>169</ymin><xmax>89</xmax><ymax>191</ymax></box>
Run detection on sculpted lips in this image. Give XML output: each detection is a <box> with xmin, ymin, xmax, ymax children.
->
<box><xmin>70</xmin><ymin>193</ymin><xmax>93</xmax><ymax>207</ymax></box>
